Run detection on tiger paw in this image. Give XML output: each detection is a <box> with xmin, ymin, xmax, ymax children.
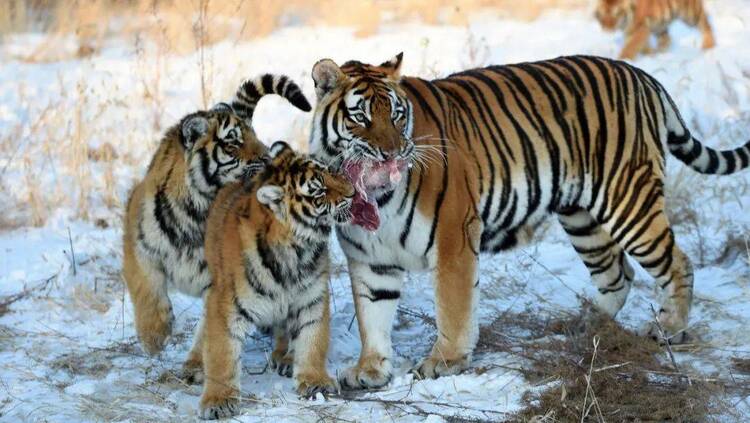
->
<box><xmin>412</xmin><ymin>355</ymin><xmax>470</xmax><ymax>380</ymax></box>
<box><xmin>270</xmin><ymin>351</ymin><xmax>293</xmax><ymax>378</ymax></box>
<box><xmin>640</xmin><ymin>321</ymin><xmax>690</xmax><ymax>345</ymax></box>
<box><xmin>199</xmin><ymin>391</ymin><xmax>240</xmax><ymax>420</ymax></box>
<box><xmin>338</xmin><ymin>356</ymin><xmax>393</xmax><ymax>390</ymax></box>
<box><xmin>295</xmin><ymin>373</ymin><xmax>338</xmax><ymax>399</ymax></box>
<box><xmin>135</xmin><ymin>307</ymin><xmax>174</xmax><ymax>356</ymax></box>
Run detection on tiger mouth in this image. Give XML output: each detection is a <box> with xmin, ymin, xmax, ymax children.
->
<box><xmin>342</xmin><ymin>158</ymin><xmax>408</xmax><ymax>231</ymax></box>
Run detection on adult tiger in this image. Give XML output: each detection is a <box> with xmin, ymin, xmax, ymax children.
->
<box><xmin>123</xmin><ymin>74</ymin><xmax>311</xmax><ymax>356</ymax></box>
<box><xmin>308</xmin><ymin>53</ymin><xmax>750</xmax><ymax>389</ymax></box>
<box><xmin>595</xmin><ymin>0</ymin><xmax>715</xmax><ymax>59</ymax></box>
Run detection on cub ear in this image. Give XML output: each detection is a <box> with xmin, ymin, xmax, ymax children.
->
<box><xmin>269</xmin><ymin>141</ymin><xmax>292</xmax><ymax>159</ymax></box>
<box><xmin>312</xmin><ymin>59</ymin><xmax>345</xmax><ymax>100</ymax></box>
<box><xmin>181</xmin><ymin>114</ymin><xmax>210</xmax><ymax>150</ymax></box>
<box><xmin>379</xmin><ymin>52</ymin><xmax>403</xmax><ymax>79</ymax></box>
<box><xmin>210</xmin><ymin>102</ymin><xmax>232</xmax><ymax>113</ymax></box>
<box><xmin>257</xmin><ymin>185</ymin><xmax>284</xmax><ymax>213</ymax></box>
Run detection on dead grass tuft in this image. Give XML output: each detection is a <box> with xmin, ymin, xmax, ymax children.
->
<box><xmin>732</xmin><ymin>357</ymin><xmax>750</xmax><ymax>375</ymax></box>
<box><xmin>477</xmin><ymin>310</ymin><xmax>727</xmax><ymax>421</ymax></box>
<box><xmin>50</xmin><ymin>352</ymin><xmax>113</xmax><ymax>377</ymax></box>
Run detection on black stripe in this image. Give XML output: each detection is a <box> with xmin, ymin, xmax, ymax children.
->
<box><xmin>338</xmin><ymin>231</ymin><xmax>366</xmax><ymax>254</ymax></box>
<box><xmin>359</xmin><ymin>289</ymin><xmax>401</xmax><ymax>302</ymax></box>
<box><xmin>369</xmin><ymin>264</ymin><xmax>405</xmax><ymax>276</ymax></box>
<box><xmin>262</xmin><ymin>74</ymin><xmax>274</xmax><ymax>94</ymax></box>
<box><xmin>235</xmin><ymin>297</ymin><xmax>256</xmax><ymax>322</ymax></box>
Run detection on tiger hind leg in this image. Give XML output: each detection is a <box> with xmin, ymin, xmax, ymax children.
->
<box><xmin>558</xmin><ymin>209</ymin><xmax>634</xmax><ymax>317</ymax></box>
<box><xmin>698</xmin><ymin>12</ymin><xmax>716</xmax><ymax>49</ymax></box>
<box><xmin>179</xmin><ymin>316</ymin><xmax>206</xmax><ymax>384</ymax></box>
<box><xmin>620</xmin><ymin>24</ymin><xmax>651</xmax><ymax>59</ymax></box>
<box><xmin>656</xmin><ymin>30</ymin><xmax>672</xmax><ymax>53</ymax></box>
<box><xmin>270</xmin><ymin>327</ymin><xmax>293</xmax><ymax>378</ymax></box>
<box><xmin>122</xmin><ymin>246</ymin><xmax>174</xmax><ymax>355</ymax></box>
<box><xmin>600</xmin><ymin>197</ymin><xmax>693</xmax><ymax>344</ymax></box>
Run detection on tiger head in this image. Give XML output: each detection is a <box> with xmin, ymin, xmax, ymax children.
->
<box><xmin>308</xmin><ymin>53</ymin><xmax>415</xmax><ymax>231</ymax></box>
<box><xmin>256</xmin><ymin>141</ymin><xmax>355</xmax><ymax>241</ymax></box>
<box><xmin>595</xmin><ymin>0</ymin><xmax>631</xmax><ymax>31</ymax></box>
<box><xmin>179</xmin><ymin>104</ymin><xmax>269</xmax><ymax>193</ymax></box>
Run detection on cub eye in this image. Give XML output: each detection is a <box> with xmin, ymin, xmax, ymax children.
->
<box><xmin>223</xmin><ymin>144</ymin><xmax>240</xmax><ymax>155</ymax></box>
<box><xmin>350</xmin><ymin>113</ymin><xmax>367</xmax><ymax>126</ymax></box>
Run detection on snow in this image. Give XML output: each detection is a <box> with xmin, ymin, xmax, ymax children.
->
<box><xmin>1</xmin><ymin>0</ymin><xmax>750</xmax><ymax>421</ymax></box>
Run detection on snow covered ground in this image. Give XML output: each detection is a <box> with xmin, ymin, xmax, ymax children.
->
<box><xmin>1</xmin><ymin>1</ymin><xmax>750</xmax><ymax>421</ymax></box>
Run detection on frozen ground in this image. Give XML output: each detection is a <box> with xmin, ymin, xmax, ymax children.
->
<box><xmin>1</xmin><ymin>1</ymin><xmax>750</xmax><ymax>421</ymax></box>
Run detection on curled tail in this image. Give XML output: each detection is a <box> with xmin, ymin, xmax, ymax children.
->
<box><xmin>231</xmin><ymin>74</ymin><xmax>312</xmax><ymax>124</ymax></box>
<box><xmin>660</xmin><ymin>89</ymin><xmax>750</xmax><ymax>175</ymax></box>
<box><xmin>668</xmin><ymin>132</ymin><xmax>750</xmax><ymax>175</ymax></box>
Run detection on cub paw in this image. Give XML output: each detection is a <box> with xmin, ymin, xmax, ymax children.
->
<box><xmin>135</xmin><ymin>308</ymin><xmax>174</xmax><ymax>356</ymax></box>
<box><xmin>338</xmin><ymin>356</ymin><xmax>393</xmax><ymax>390</ymax></box>
<box><xmin>179</xmin><ymin>360</ymin><xmax>204</xmax><ymax>385</ymax></box>
<box><xmin>199</xmin><ymin>393</ymin><xmax>240</xmax><ymax>420</ymax></box>
<box><xmin>295</xmin><ymin>373</ymin><xmax>337</xmax><ymax>399</ymax></box>
<box><xmin>412</xmin><ymin>355</ymin><xmax>470</xmax><ymax>380</ymax></box>
<box><xmin>270</xmin><ymin>351</ymin><xmax>293</xmax><ymax>378</ymax></box>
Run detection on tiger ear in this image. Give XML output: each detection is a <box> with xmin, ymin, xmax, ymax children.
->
<box><xmin>379</xmin><ymin>52</ymin><xmax>403</xmax><ymax>79</ymax></box>
<box><xmin>257</xmin><ymin>185</ymin><xmax>284</xmax><ymax>214</ymax></box>
<box><xmin>312</xmin><ymin>59</ymin><xmax>345</xmax><ymax>100</ymax></box>
<box><xmin>181</xmin><ymin>114</ymin><xmax>209</xmax><ymax>150</ymax></box>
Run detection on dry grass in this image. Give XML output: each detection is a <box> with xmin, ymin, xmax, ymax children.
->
<box><xmin>1</xmin><ymin>0</ymin><xmax>588</xmax><ymax>62</ymax></box>
<box><xmin>476</xmin><ymin>310</ymin><xmax>729</xmax><ymax>422</ymax></box>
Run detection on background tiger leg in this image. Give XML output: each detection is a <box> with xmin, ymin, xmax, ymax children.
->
<box><xmin>339</xmin><ymin>259</ymin><xmax>403</xmax><ymax>390</ymax></box>
<box><xmin>122</xmin><ymin>248</ymin><xmax>173</xmax><ymax>356</ymax></box>
<box><xmin>620</xmin><ymin>24</ymin><xmax>651</xmax><ymax>59</ymax></box>
<box><xmin>270</xmin><ymin>327</ymin><xmax>293</xmax><ymax>378</ymax></box>
<box><xmin>179</xmin><ymin>316</ymin><xmax>205</xmax><ymax>384</ymax></box>
<box><xmin>413</xmin><ymin>230</ymin><xmax>479</xmax><ymax>379</ymax></box>
<box><xmin>558</xmin><ymin>209</ymin><xmax>634</xmax><ymax>317</ymax></box>
<box><xmin>698</xmin><ymin>12</ymin><xmax>716</xmax><ymax>49</ymax></box>
<box><xmin>199</xmin><ymin>288</ymin><xmax>245</xmax><ymax>420</ymax></box>
<box><xmin>656</xmin><ymin>30</ymin><xmax>672</xmax><ymax>52</ymax></box>
<box><xmin>600</xmin><ymin>196</ymin><xmax>694</xmax><ymax>344</ymax></box>
<box><xmin>289</xmin><ymin>284</ymin><xmax>336</xmax><ymax>398</ymax></box>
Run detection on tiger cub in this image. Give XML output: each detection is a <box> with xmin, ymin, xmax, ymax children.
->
<box><xmin>595</xmin><ymin>0</ymin><xmax>716</xmax><ymax>59</ymax></box>
<box><xmin>122</xmin><ymin>75</ymin><xmax>311</xmax><ymax>356</ymax></box>
<box><xmin>196</xmin><ymin>141</ymin><xmax>354</xmax><ymax>420</ymax></box>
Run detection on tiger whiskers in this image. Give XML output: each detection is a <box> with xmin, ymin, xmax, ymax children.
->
<box><xmin>413</xmin><ymin>145</ymin><xmax>448</xmax><ymax>168</ymax></box>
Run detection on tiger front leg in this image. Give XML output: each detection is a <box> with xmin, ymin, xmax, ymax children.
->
<box><xmin>339</xmin><ymin>260</ymin><xmax>404</xmax><ymax>390</ymax></box>
<box><xmin>199</xmin><ymin>289</ymin><xmax>247</xmax><ymax>420</ymax></box>
<box><xmin>413</xmin><ymin>240</ymin><xmax>479</xmax><ymax>380</ymax></box>
<box><xmin>289</xmin><ymin>281</ymin><xmax>336</xmax><ymax>398</ymax></box>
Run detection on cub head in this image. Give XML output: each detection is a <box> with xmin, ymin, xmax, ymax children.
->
<box><xmin>179</xmin><ymin>104</ymin><xmax>268</xmax><ymax>191</ymax></box>
<box><xmin>308</xmin><ymin>53</ymin><xmax>417</xmax><ymax>231</ymax></box>
<box><xmin>256</xmin><ymin>141</ymin><xmax>355</xmax><ymax>240</ymax></box>
<box><xmin>595</xmin><ymin>0</ymin><xmax>629</xmax><ymax>31</ymax></box>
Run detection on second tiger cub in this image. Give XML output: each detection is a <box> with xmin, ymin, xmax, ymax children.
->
<box><xmin>196</xmin><ymin>141</ymin><xmax>355</xmax><ymax>420</ymax></box>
